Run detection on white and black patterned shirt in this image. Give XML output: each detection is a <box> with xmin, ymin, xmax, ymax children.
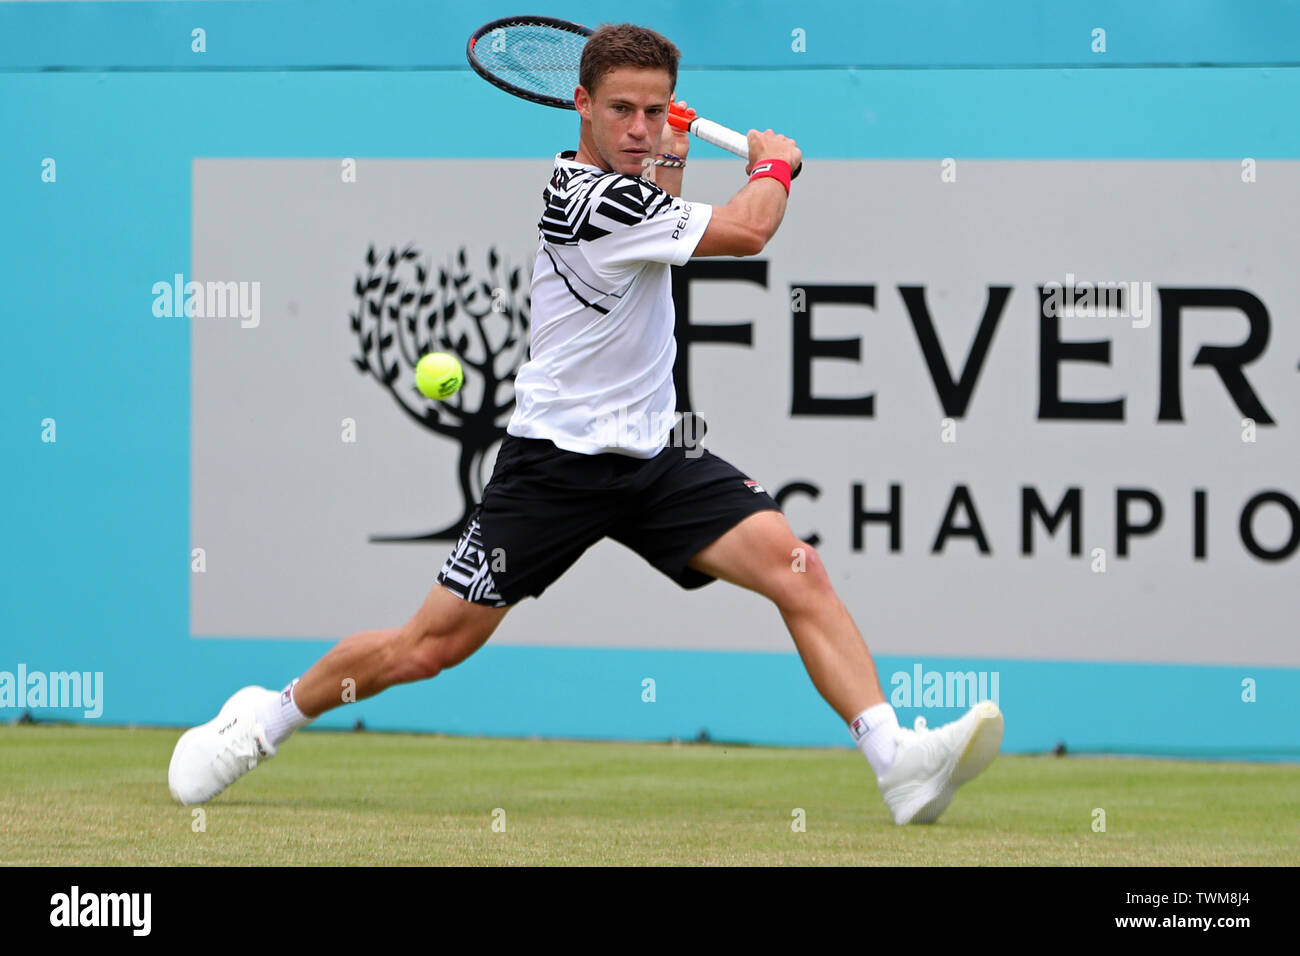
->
<box><xmin>505</xmin><ymin>151</ymin><xmax>714</xmax><ymax>458</ymax></box>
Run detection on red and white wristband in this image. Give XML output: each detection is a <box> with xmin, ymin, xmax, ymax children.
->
<box><xmin>748</xmin><ymin>158</ymin><xmax>792</xmax><ymax>195</ymax></box>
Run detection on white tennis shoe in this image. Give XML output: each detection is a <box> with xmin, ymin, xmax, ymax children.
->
<box><xmin>877</xmin><ymin>700</ymin><xmax>1004</xmax><ymax>825</ymax></box>
<box><xmin>168</xmin><ymin>686</ymin><xmax>279</xmax><ymax>805</ymax></box>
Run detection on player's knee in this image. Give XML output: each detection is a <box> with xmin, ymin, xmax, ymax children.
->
<box><xmin>407</xmin><ymin>634</ymin><xmax>448</xmax><ymax>681</ymax></box>
<box><xmin>394</xmin><ymin>620</ymin><xmax>480</xmax><ymax>682</ymax></box>
<box><xmin>386</xmin><ymin>626</ymin><xmax>437</xmax><ymax>683</ymax></box>
<box><xmin>774</xmin><ymin>541</ymin><xmax>834</xmax><ymax>613</ymax></box>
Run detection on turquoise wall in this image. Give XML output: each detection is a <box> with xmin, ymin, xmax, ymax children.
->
<box><xmin>2</xmin><ymin>1</ymin><xmax>1296</xmax><ymax>758</ymax></box>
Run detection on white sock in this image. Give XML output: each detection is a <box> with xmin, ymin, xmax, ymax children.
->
<box><xmin>850</xmin><ymin>703</ymin><xmax>900</xmax><ymax>778</ymax></box>
<box><xmin>256</xmin><ymin>678</ymin><xmax>313</xmax><ymax>747</ymax></box>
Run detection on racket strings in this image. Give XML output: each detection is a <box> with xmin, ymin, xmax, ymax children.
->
<box><xmin>471</xmin><ymin>24</ymin><xmax>588</xmax><ymax>101</ymax></box>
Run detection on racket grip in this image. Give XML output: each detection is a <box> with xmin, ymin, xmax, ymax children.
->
<box><xmin>687</xmin><ymin>117</ymin><xmax>803</xmax><ymax>180</ymax></box>
<box><xmin>687</xmin><ymin>117</ymin><xmax>749</xmax><ymax>159</ymax></box>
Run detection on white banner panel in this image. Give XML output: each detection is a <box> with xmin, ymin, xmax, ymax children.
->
<box><xmin>191</xmin><ymin>159</ymin><xmax>1299</xmax><ymax>665</ymax></box>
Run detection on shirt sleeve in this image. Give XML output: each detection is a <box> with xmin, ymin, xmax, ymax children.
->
<box><xmin>578</xmin><ymin>176</ymin><xmax>713</xmax><ymax>279</ymax></box>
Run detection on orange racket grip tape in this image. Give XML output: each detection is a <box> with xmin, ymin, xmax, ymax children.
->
<box><xmin>667</xmin><ymin>103</ymin><xmax>697</xmax><ymax>130</ymax></box>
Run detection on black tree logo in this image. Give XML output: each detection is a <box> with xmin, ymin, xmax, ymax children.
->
<box><xmin>351</xmin><ymin>243</ymin><xmax>530</xmax><ymax>541</ymax></box>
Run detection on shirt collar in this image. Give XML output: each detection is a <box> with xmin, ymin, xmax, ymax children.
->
<box><xmin>558</xmin><ymin>150</ymin><xmax>607</xmax><ymax>173</ymax></box>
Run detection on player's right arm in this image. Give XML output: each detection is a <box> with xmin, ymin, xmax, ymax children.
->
<box><xmin>692</xmin><ymin>129</ymin><xmax>802</xmax><ymax>258</ymax></box>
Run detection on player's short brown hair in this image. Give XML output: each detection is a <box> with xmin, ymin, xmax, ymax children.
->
<box><xmin>579</xmin><ymin>23</ymin><xmax>680</xmax><ymax>99</ymax></box>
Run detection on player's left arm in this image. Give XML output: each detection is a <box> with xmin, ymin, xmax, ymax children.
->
<box><xmin>650</xmin><ymin>98</ymin><xmax>690</xmax><ymax>197</ymax></box>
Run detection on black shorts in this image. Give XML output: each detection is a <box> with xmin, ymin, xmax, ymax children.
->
<box><xmin>436</xmin><ymin>433</ymin><xmax>781</xmax><ymax>607</ymax></box>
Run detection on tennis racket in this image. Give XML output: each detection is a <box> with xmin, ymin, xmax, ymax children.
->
<box><xmin>466</xmin><ymin>15</ymin><xmax>801</xmax><ymax>178</ymax></box>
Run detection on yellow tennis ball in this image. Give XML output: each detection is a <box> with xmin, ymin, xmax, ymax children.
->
<box><xmin>415</xmin><ymin>352</ymin><xmax>464</xmax><ymax>400</ymax></box>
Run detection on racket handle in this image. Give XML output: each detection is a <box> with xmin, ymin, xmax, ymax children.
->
<box><xmin>680</xmin><ymin>115</ymin><xmax>804</xmax><ymax>180</ymax></box>
<box><xmin>686</xmin><ymin>117</ymin><xmax>749</xmax><ymax>159</ymax></box>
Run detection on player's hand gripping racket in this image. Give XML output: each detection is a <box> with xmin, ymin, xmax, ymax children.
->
<box><xmin>466</xmin><ymin>16</ymin><xmax>802</xmax><ymax>179</ymax></box>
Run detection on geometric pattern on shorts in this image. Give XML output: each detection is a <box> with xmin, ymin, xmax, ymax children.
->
<box><xmin>436</xmin><ymin>512</ymin><xmax>508</xmax><ymax>607</ymax></box>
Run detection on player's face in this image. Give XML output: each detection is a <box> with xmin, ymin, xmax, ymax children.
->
<box><xmin>577</xmin><ymin>67</ymin><xmax>673</xmax><ymax>176</ymax></box>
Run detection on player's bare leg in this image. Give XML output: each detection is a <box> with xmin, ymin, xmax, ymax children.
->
<box><xmin>687</xmin><ymin>509</ymin><xmax>884</xmax><ymax>721</ymax></box>
<box><xmin>293</xmin><ymin>583</ymin><xmax>509</xmax><ymax>717</ymax></box>
<box><xmin>168</xmin><ymin>583</ymin><xmax>509</xmax><ymax>805</ymax></box>
<box><xmin>687</xmin><ymin>509</ymin><xmax>1003</xmax><ymax>824</ymax></box>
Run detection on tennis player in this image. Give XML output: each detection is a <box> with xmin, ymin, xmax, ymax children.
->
<box><xmin>169</xmin><ymin>23</ymin><xmax>1003</xmax><ymax>825</ymax></box>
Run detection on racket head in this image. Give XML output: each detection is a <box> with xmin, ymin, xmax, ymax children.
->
<box><xmin>466</xmin><ymin>16</ymin><xmax>592</xmax><ymax>110</ymax></box>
